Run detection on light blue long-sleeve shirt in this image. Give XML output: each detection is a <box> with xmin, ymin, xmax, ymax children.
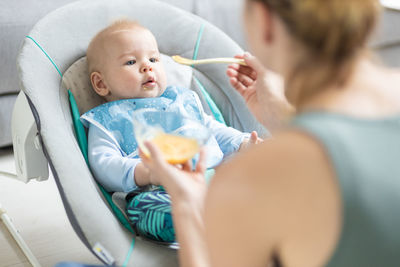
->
<box><xmin>81</xmin><ymin>86</ymin><xmax>248</xmax><ymax>192</ymax></box>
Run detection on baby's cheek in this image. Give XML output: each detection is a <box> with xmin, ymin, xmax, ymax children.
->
<box><xmin>159</xmin><ymin>71</ymin><xmax>168</xmax><ymax>89</ymax></box>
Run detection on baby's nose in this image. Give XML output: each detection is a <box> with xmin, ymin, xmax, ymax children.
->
<box><xmin>140</xmin><ymin>64</ymin><xmax>153</xmax><ymax>73</ymax></box>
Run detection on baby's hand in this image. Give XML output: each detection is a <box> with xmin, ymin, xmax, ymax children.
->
<box><xmin>239</xmin><ymin>131</ymin><xmax>263</xmax><ymax>152</ymax></box>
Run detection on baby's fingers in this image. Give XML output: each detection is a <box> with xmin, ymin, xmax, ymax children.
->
<box><xmin>250</xmin><ymin>131</ymin><xmax>264</xmax><ymax>145</ymax></box>
<box><xmin>249</xmin><ymin>131</ymin><xmax>258</xmax><ymax>144</ymax></box>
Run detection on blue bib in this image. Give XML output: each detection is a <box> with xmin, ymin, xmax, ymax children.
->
<box><xmin>81</xmin><ymin>86</ymin><xmax>223</xmax><ymax>166</ymax></box>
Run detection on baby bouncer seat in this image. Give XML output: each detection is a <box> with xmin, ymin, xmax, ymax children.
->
<box><xmin>15</xmin><ymin>0</ymin><xmax>266</xmax><ymax>265</ymax></box>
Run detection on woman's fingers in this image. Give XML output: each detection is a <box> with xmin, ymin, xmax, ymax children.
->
<box><xmin>229</xmin><ymin>77</ymin><xmax>247</xmax><ymax>96</ymax></box>
<box><xmin>182</xmin><ymin>160</ymin><xmax>193</xmax><ymax>172</ymax></box>
<box><xmin>230</xmin><ymin>53</ymin><xmax>259</xmax><ymax>79</ymax></box>
<box><xmin>142</xmin><ymin>141</ymin><xmax>166</xmax><ymax>166</ymax></box>
<box><xmin>195</xmin><ymin>148</ymin><xmax>207</xmax><ymax>174</ymax></box>
<box><xmin>243</xmin><ymin>52</ymin><xmax>266</xmax><ymax>75</ymax></box>
<box><xmin>228</xmin><ymin>68</ymin><xmax>250</xmax><ymax>93</ymax></box>
<box><xmin>227</xmin><ymin>68</ymin><xmax>255</xmax><ymax>87</ymax></box>
<box><xmin>228</xmin><ymin>63</ymin><xmax>257</xmax><ymax>81</ymax></box>
<box><xmin>138</xmin><ymin>147</ymin><xmax>148</xmax><ymax>161</ymax></box>
<box><xmin>226</xmin><ymin>66</ymin><xmax>238</xmax><ymax>78</ymax></box>
<box><xmin>237</xmin><ymin>73</ymin><xmax>255</xmax><ymax>87</ymax></box>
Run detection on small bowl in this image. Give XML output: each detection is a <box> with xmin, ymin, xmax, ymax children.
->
<box><xmin>133</xmin><ymin>109</ymin><xmax>211</xmax><ymax>164</ymax></box>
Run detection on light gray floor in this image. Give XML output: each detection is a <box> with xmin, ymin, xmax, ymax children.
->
<box><xmin>0</xmin><ymin>147</ymin><xmax>101</xmax><ymax>267</ymax></box>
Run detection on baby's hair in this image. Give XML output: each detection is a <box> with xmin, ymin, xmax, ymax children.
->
<box><xmin>86</xmin><ymin>18</ymin><xmax>144</xmax><ymax>74</ymax></box>
<box><xmin>250</xmin><ymin>0</ymin><xmax>381</xmax><ymax>108</ymax></box>
<box><xmin>107</xmin><ymin>18</ymin><xmax>142</xmax><ymax>32</ymax></box>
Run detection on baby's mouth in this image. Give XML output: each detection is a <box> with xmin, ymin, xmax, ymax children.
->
<box><xmin>142</xmin><ymin>78</ymin><xmax>156</xmax><ymax>90</ymax></box>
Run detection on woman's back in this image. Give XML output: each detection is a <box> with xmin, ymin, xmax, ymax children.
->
<box><xmin>292</xmin><ymin>111</ymin><xmax>400</xmax><ymax>266</ymax></box>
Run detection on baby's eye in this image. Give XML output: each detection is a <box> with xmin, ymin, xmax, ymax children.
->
<box><xmin>149</xmin><ymin>57</ymin><xmax>158</xmax><ymax>63</ymax></box>
<box><xmin>126</xmin><ymin>60</ymin><xmax>136</xmax><ymax>65</ymax></box>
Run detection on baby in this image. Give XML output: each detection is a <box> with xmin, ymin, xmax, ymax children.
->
<box><xmin>81</xmin><ymin>19</ymin><xmax>261</xmax><ymax>242</ymax></box>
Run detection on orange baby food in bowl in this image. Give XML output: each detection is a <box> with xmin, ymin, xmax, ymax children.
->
<box><xmin>133</xmin><ymin>109</ymin><xmax>210</xmax><ymax>164</ymax></box>
<box><xmin>145</xmin><ymin>133</ymin><xmax>200</xmax><ymax>164</ymax></box>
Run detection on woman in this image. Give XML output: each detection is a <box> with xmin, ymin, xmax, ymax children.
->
<box><xmin>141</xmin><ymin>0</ymin><xmax>400</xmax><ymax>266</ymax></box>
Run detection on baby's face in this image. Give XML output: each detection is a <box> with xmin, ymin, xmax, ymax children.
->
<box><xmin>100</xmin><ymin>27</ymin><xmax>167</xmax><ymax>101</ymax></box>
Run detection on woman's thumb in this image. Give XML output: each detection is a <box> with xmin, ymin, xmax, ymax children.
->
<box><xmin>144</xmin><ymin>141</ymin><xmax>165</xmax><ymax>164</ymax></box>
<box><xmin>243</xmin><ymin>52</ymin><xmax>265</xmax><ymax>74</ymax></box>
<box><xmin>195</xmin><ymin>148</ymin><xmax>207</xmax><ymax>174</ymax></box>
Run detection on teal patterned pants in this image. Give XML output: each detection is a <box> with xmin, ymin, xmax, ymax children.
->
<box><xmin>126</xmin><ymin>189</ymin><xmax>175</xmax><ymax>243</ymax></box>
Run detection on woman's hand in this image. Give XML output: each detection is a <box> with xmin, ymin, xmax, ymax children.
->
<box><xmin>140</xmin><ymin>142</ymin><xmax>210</xmax><ymax>267</ymax></box>
<box><xmin>140</xmin><ymin>141</ymin><xmax>207</xmax><ymax>204</ymax></box>
<box><xmin>227</xmin><ymin>52</ymin><xmax>293</xmax><ymax>130</ymax></box>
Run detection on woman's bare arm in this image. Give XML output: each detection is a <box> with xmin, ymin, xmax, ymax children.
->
<box><xmin>172</xmin><ymin>198</ymin><xmax>209</xmax><ymax>267</ymax></box>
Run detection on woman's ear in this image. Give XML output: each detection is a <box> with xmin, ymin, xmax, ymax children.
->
<box><xmin>244</xmin><ymin>0</ymin><xmax>275</xmax><ymax>54</ymax></box>
<box><xmin>90</xmin><ymin>71</ymin><xmax>109</xmax><ymax>97</ymax></box>
<box><xmin>255</xmin><ymin>1</ymin><xmax>274</xmax><ymax>43</ymax></box>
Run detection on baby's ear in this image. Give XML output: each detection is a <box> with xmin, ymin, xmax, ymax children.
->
<box><xmin>90</xmin><ymin>71</ymin><xmax>109</xmax><ymax>97</ymax></box>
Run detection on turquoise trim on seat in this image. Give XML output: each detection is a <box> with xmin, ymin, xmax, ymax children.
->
<box><xmin>68</xmin><ymin>90</ymin><xmax>135</xmax><ymax>234</ymax></box>
<box><xmin>192</xmin><ymin>24</ymin><xmax>227</xmax><ymax>126</ymax></box>
<box><xmin>122</xmin><ymin>238</ymin><xmax>136</xmax><ymax>267</ymax></box>
<box><xmin>26</xmin><ymin>36</ymin><xmax>63</xmax><ymax>78</ymax></box>
<box><xmin>192</xmin><ymin>25</ymin><xmax>219</xmax><ymax>182</ymax></box>
<box><xmin>194</xmin><ymin>77</ymin><xmax>227</xmax><ymax>125</ymax></box>
<box><xmin>68</xmin><ymin>91</ymin><xmax>89</xmax><ymax>164</ymax></box>
<box><xmin>192</xmin><ymin>24</ymin><xmax>205</xmax><ymax>64</ymax></box>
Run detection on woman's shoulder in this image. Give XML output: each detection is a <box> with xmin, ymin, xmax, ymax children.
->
<box><xmin>208</xmin><ymin>130</ymin><xmax>332</xmax><ymax>212</ymax></box>
<box><xmin>213</xmin><ymin>130</ymin><xmax>330</xmax><ymax>186</ymax></box>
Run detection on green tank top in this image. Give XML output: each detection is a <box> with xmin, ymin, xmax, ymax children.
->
<box><xmin>291</xmin><ymin>111</ymin><xmax>400</xmax><ymax>267</ymax></box>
